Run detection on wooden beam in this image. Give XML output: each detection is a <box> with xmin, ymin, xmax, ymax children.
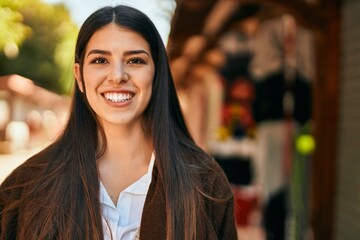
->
<box><xmin>202</xmin><ymin>0</ymin><xmax>240</xmax><ymax>39</ymax></box>
<box><xmin>257</xmin><ymin>0</ymin><xmax>325</xmax><ymax>29</ymax></box>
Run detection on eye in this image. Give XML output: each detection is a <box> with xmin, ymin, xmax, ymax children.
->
<box><xmin>128</xmin><ymin>58</ymin><xmax>145</xmax><ymax>64</ymax></box>
<box><xmin>90</xmin><ymin>57</ymin><xmax>108</xmax><ymax>64</ymax></box>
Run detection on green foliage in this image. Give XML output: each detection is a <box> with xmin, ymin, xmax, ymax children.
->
<box><xmin>0</xmin><ymin>0</ymin><xmax>78</xmax><ymax>94</ymax></box>
<box><xmin>0</xmin><ymin>0</ymin><xmax>31</xmax><ymax>51</ymax></box>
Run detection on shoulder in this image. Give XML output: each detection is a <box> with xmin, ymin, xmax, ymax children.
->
<box><xmin>0</xmin><ymin>153</ymin><xmax>42</xmax><ymax>235</ymax></box>
<box><xmin>0</xmin><ymin>147</ymin><xmax>55</xmax><ymax>220</ymax></box>
<box><xmin>194</xmin><ymin>156</ymin><xmax>238</xmax><ymax>239</ymax></box>
<box><xmin>196</xmin><ymin>155</ymin><xmax>234</xmax><ymax>200</ymax></box>
<box><xmin>1</xmin><ymin>147</ymin><xmax>52</xmax><ymax>196</ymax></box>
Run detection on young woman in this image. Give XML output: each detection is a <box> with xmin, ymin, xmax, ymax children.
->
<box><xmin>0</xmin><ymin>5</ymin><xmax>237</xmax><ymax>240</ymax></box>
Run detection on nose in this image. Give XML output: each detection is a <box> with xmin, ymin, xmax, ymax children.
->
<box><xmin>108</xmin><ymin>63</ymin><xmax>129</xmax><ymax>84</ymax></box>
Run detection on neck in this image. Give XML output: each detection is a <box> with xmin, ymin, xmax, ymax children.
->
<box><xmin>97</xmin><ymin>122</ymin><xmax>153</xmax><ymax>168</ymax></box>
<box><xmin>96</xmin><ymin>122</ymin><xmax>153</xmax><ymax>203</ymax></box>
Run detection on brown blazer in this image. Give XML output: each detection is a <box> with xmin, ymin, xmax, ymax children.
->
<box><xmin>0</xmin><ymin>158</ymin><xmax>238</xmax><ymax>239</ymax></box>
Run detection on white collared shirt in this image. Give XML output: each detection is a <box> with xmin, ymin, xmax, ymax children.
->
<box><xmin>100</xmin><ymin>153</ymin><xmax>155</xmax><ymax>240</ymax></box>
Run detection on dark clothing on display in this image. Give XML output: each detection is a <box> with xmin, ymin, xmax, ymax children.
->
<box><xmin>252</xmin><ymin>70</ymin><xmax>312</xmax><ymax>124</ymax></box>
<box><xmin>214</xmin><ymin>155</ymin><xmax>253</xmax><ymax>186</ymax></box>
<box><xmin>221</xmin><ymin>53</ymin><xmax>252</xmax><ymax>84</ymax></box>
<box><xmin>263</xmin><ymin>188</ymin><xmax>288</xmax><ymax>240</ymax></box>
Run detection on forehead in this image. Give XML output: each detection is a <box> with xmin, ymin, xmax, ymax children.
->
<box><xmin>86</xmin><ymin>23</ymin><xmax>150</xmax><ymax>52</ymax></box>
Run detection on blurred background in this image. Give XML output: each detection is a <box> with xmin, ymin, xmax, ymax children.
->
<box><xmin>0</xmin><ymin>0</ymin><xmax>358</xmax><ymax>239</ymax></box>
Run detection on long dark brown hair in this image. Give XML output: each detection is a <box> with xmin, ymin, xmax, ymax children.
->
<box><xmin>0</xmin><ymin>5</ymin><xmax>230</xmax><ymax>240</ymax></box>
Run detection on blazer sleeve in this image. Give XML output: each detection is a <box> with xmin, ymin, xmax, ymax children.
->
<box><xmin>0</xmin><ymin>170</ymin><xmax>22</xmax><ymax>239</ymax></box>
<box><xmin>206</xmin><ymin>161</ymin><xmax>238</xmax><ymax>240</ymax></box>
<box><xmin>218</xmin><ymin>195</ymin><xmax>238</xmax><ymax>240</ymax></box>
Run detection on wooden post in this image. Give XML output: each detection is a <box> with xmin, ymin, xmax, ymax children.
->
<box><xmin>311</xmin><ymin>0</ymin><xmax>340</xmax><ymax>239</ymax></box>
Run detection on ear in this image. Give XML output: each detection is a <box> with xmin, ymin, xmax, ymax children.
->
<box><xmin>73</xmin><ymin>63</ymin><xmax>84</xmax><ymax>93</ymax></box>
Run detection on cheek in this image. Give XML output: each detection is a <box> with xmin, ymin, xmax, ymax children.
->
<box><xmin>143</xmin><ymin>75</ymin><xmax>154</xmax><ymax>96</ymax></box>
<box><xmin>142</xmin><ymin>81</ymin><xmax>153</xmax><ymax>104</ymax></box>
<box><xmin>82</xmin><ymin>69</ymin><xmax>103</xmax><ymax>91</ymax></box>
<box><xmin>138</xmin><ymin>77</ymin><xmax>154</xmax><ymax>110</ymax></box>
<box><xmin>81</xmin><ymin>75</ymin><xmax>101</xmax><ymax>109</ymax></box>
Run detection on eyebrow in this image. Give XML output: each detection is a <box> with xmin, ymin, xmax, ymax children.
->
<box><xmin>86</xmin><ymin>49</ymin><xmax>150</xmax><ymax>57</ymax></box>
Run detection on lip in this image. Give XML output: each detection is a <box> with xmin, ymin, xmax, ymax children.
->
<box><xmin>101</xmin><ymin>90</ymin><xmax>136</xmax><ymax>107</ymax></box>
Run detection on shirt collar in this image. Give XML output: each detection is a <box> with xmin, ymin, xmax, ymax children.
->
<box><xmin>99</xmin><ymin>152</ymin><xmax>155</xmax><ymax>204</ymax></box>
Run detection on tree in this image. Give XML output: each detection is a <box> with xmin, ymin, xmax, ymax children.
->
<box><xmin>0</xmin><ymin>0</ymin><xmax>78</xmax><ymax>94</ymax></box>
<box><xmin>0</xmin><ymin>0</ymin><xmax>31</xmax><ymax>55</ymax></box>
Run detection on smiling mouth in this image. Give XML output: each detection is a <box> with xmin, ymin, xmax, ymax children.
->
<box><xmin>103</xmin><ymin>92</ymin><xmax>134</xmax><ymax>103</ymax></box>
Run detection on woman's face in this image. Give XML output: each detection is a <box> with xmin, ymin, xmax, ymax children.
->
<box><xmin>74</xmin><ymin>24</ymin><xmax>155</xmax><ymax>128</ymax></box>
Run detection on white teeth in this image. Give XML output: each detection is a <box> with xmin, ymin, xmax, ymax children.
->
<box><xmin>104</xmin><ymin>92</ymin><xmax>133</xmax><ymax>103</ymax></box>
